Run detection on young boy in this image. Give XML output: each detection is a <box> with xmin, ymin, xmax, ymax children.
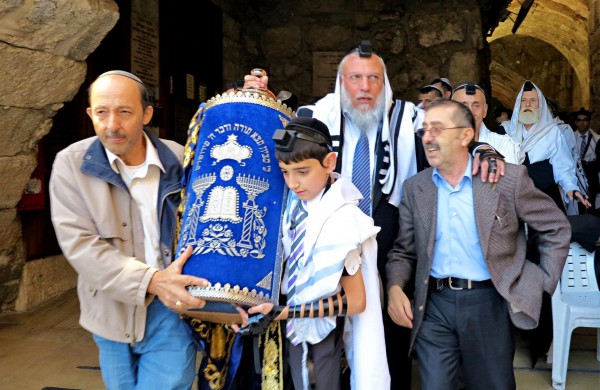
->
<box><xmin>238</xmin><ymin>117</ymin><xmax>390</xmax><ymax>389</ymax></box>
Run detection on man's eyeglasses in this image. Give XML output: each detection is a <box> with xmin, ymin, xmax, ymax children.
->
<box><xmin>341</xmin><ymin>73</ymin><xmax>382</xmax><ymax>85</ymax></box>
<box><xmin>416</xmin><ymin>126</ymin><xmax>467</xmax><ymax>138</ymax></box>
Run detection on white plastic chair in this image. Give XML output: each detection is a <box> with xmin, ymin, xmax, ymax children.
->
<box><xmin>551</xmin><ymin>242</ymin><xmax>600</xmax><ymax>389</ymax></box>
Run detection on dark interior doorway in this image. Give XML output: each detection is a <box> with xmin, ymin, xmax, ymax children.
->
<box><xmin>20</xmin><ymin>0</ymin><xmax>223</xmax><ymax>261</ymax></box>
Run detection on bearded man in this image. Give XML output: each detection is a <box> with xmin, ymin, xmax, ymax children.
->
<box><xmin>501</xmin><ymin>80</ymin><xmax>589</xmax><ymax>210</ymax></box>
<box><xmin>245</xmin><ymin>40</ymin><xmax>504</xmax><ymax>389</ymax></box>
<box><xmin>306</xmin><ymin>41</ymin><xmax>423</xmax><ymax>390</ymax></box>
<box><xmin>501</xmin><ymin>80</ymin><xmax>589</xmax><ymax>365</ymax></box>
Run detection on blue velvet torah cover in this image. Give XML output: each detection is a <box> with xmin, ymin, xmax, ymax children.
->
<box><xmin>177</xmin><ymin>91</ymin><xmax>294</xmax><ymax>322</ymax></box>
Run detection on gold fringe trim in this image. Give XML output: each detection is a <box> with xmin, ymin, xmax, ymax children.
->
<box><xmin>260</xmin><ymin>321</ymin><xmax>284</xmax><ymax>390</ymax></box>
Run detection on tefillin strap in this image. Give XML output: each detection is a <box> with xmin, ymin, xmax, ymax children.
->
<box><xmin>287</xmin><ymin>289</ymin><xmax>348</xmax><ymax>319</ymax></box>
<box><xmin>238</xmin><ymin>289</ymin><xmax>349</xmax><ymax>337</ymax></box>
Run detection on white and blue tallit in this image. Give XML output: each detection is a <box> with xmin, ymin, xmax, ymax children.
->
<box><xmin>478</xmin><ymin>122</ymin><xmax>520</xmax><ymax>164</ymax></box>
<box><xmin>502</xmin><ymin>81</ymin><xmax>578</xmax><ymax>200</ymax></box>
<box><xmin>306</xmin><ymin>72</ymin><xmax>418</xmax><ymax>207</ymax></box>
<box><xmin>553</xmin><ymin>116</ymin><xmax>589</xmax><ymax>214</ymax></box>
<box><xmin>281</xmin><ymin>174</ymin><xmax>390</xmax><ymax>389</ymax></box>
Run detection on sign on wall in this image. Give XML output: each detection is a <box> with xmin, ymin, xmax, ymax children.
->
<box><xmin>131</xmin><ymin>0</ymin><xmax>159</xmax><ymax>100</ymax></box>
<box><xmin>312</xmin><ymin>51</ymin><xmax>345</xmax><ymax>98</ymax></box>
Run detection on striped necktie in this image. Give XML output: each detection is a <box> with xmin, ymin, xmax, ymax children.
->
<box><xmin>353</xmin><ymin>130</ymin><xmax>372</xmax><ymax>215</ymax></box>
<box><xmin>580</xmin><ymin>134</ymin><xmax>587</xmax><ymax>160</ymax></box>
<box><xmin>286</xmin><ymin>200</ymin><xmax>307</xmax><ymax>345</ymax></box>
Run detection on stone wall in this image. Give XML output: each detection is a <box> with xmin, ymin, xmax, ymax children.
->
<box><xmin>0</xmin><ymin>0</ymin><xmax>507</xmax><ymax>312</ymax></box>
<box><xmin>214</xmin><ymin>0</ymin><xmax>498</xmax><ymax>107</ymax></box>
<box><xmin>590</xmin><ymin>0</ymin><xmax>600</xmax><ymax>125</ymax></box>
<box><xmin>0</xmin><ymin>0</ymin><xmax>118</xmax><ymax>311</ymax></box>
<box><xmin>490</xmin><ymin>35</ymin><xmax>581</xmax><ymax>113</ymax></box>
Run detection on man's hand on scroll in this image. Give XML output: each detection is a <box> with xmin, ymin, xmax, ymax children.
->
<box><xmin>147</xmin><ymin>245</ymin><xmax>209</xmax><ymax>312</ymax></box>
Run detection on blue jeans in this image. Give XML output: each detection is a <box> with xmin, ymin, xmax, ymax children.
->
<box><xmin>93</xmin><ymin>299</ymin><xmax>196</xmax><ymax>390</ymax></box>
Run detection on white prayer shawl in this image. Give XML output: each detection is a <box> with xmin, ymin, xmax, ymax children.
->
<box><xmin>307</xmin><ymin>72</ymin><xmax>417</xmax><ymax>208</ymax></box>
<box><xmin>554</xmin><ymin>117</ymin><xmax>577</xmax><ymax>158</ymax></box>
<box><xmin>502</xmin><ymin>81</ymin><xmax>559</xmax><ymax>163</ymax></box>
<box><xmin>478</xmin><ymin>122</ymin><xmax>520</xmax><ymax>164</ymax></box>
<box><xmin>559</xmin><ymin>122</ymin><xmax>585</xmax><ymax>215</ymax></box>
<box><xmin>502</xmin><ymin>81</ymin><xmax>578</xmax><ymax>201</ymax></box>
<box><xmin>554</xmin><ymin>118</ymin><xmax>588</xmax><ymax>216</ymax></box>
<box><xmin>342</xmin><ymin>233</ymin><xmax>390</xmax><ymax>390</ymax></box>
<box><xmin>281</xmin><ymin>174</ymin><xmax>390</xmax><ymax>389</ymax></box>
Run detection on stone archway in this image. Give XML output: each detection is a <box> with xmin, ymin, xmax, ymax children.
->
<box><xmin>490</xmin><ymin>35</ymin><xmax>581</xmax><ymax>112</ymax></box>
<box><xmin>488</xmin><ymin>0</ymin><xmax>589</xmax><ymax>110</ymax></box>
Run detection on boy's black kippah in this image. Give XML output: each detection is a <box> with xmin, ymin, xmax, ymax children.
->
<box><xmin>273</xmin><ymin>117</ymin><xmax>333</xmax><ymax>152</ymax></box>
<box><xmin>285</xmin><ymin>117</ymin><xmax>332</xmax><ymax>146</ymax></box>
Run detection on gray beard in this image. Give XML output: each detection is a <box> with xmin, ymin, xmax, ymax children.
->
<box><xmin>519</xmin><ymin>109</ymin><xmax>538</xmax><ymax>125</ymax></box>
<box><xmin>341</xmin><ymin>87</ymin><xmax>385</xmax><ymax>131</ymax></box>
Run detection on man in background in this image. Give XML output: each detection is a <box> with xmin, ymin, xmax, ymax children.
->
<box><xmin>574</xmin><ymin>108</ymin><xmax>599</xmax><ymax>212</ymax></box>
<box><xmin>418</xmin><ymin>84</ymin><xmax>443</xmax><ymax>109</ymax></box>
<box><xmin>431</xmin><ymin>77</ymin><xmax>452</xmax><ymax>99</ymax></box>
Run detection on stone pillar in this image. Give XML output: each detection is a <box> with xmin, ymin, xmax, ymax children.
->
<box><xmin>590</xmin><ymin>0</ymin><xmax>600</xmax><ymax>125</ymax></box>
<box><xmin>0</xmin><ymin>0</ymin><xmax>118</xmax><ymax>311</ymax></box>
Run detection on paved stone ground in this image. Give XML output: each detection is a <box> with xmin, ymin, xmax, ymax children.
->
<box><xmin>0</xmin><ymin>289</ymin><xmax>598</xmax><ymax>389</ymax></box>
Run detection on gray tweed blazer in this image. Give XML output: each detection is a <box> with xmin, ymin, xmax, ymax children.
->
<box><xmin>386</xmin><ymin>162</ymin><xmax>571</xmax><ymax>352</ymax></box>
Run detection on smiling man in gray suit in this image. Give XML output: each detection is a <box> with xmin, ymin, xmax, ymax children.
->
<box><xmin>386</xmin><ymin>99</ymin><xmax>571</xmax><ymax>389</ymax></box>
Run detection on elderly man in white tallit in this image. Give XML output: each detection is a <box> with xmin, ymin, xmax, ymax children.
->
<box><xmin>500</xmin><ymin>80</ymin><xmax>590</xmax><ymax>210</ymax></box>
<box><xmin>500</xmin><ymin>80</ymin><xmax>590</xmax><ymax>364</ymax></box>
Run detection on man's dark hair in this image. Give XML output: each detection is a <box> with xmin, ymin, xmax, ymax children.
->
<box><xmin>431</xmin><ymin>77</ymin><xmax>452</xmax><ymax>93</ymax></box>
<box><xmin>274</xmin><ymin>118</ymin><xmax>333</xmax><ymax>166</ymax></box>
<box><xmin>426</xmin><ymin>99</ymin><xmax>476</xmax><ymax>131</ymax></box>
<box><xmin>546</xmin><ymin>99</ymin><xmax>560</xmax><ymax>118</ymax></box>
<box><xmin>420</xmin><ymin>85</ymin><xmax>443</xmax><ymax>98</ymax></box>
<box><xmin>574</xmin><ymin>107</ymin><xmax>592</xmax><ymax>119</ymax></box>
<box><xmin>494</xmin><ymin>106</ymin><xmax>512</xmax><ymax>118</ymax></box>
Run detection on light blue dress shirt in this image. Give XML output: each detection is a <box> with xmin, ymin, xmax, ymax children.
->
<box><xmin>430</xmin><ymin>157</ymin><xmax>491</xmax><ymax>281</ymax></box>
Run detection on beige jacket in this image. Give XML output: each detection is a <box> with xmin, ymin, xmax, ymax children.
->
<box><xmin>50</xmin><ymin>133</ymin><xmax>183</xmax><ymax>343</ymax></box>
